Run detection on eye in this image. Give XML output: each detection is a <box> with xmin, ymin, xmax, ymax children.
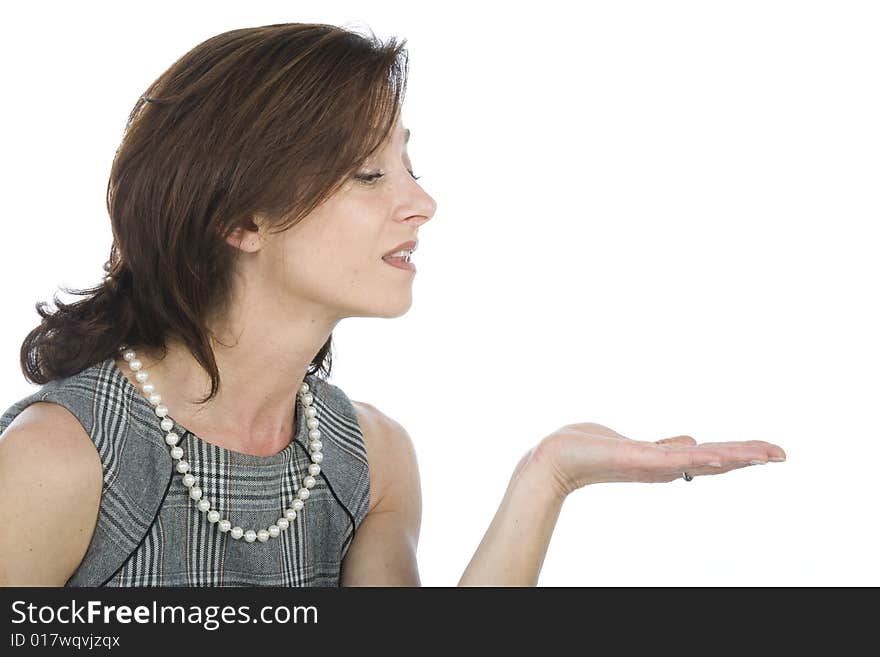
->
<box><xmin>354</xmin><ymin>171</ymin><xmax>384</xmax><ymax>184</ymax></box>
<box><xmin>354</xmin><ymin>169</ymin><xmax>421</xmax><ymax>184</ymax></box>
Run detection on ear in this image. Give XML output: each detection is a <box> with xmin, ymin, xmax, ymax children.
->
<box><xmin>224</xmin><ymin>216</ymin><xmax>263</xmax><ymax>253</ymax></box>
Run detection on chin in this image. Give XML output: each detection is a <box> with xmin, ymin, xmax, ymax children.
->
<box><xmin>382</xmin><ymin>299</ymin><xmax>414</xmax><ymax>319</ymax></box>
<box><xmin>340</xmin><ymin>293</ymin><xmax>413</xmax><ymax>319</ymax></box>
<box><xmin>370</xmin><ymin>293</ymin><xmax>414</xmax><ymax>319</ymax></box>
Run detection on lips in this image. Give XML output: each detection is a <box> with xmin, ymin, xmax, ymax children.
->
<box><xmin>382</xmin><ymin>240</ymin><xmax>418</xmax><ymax>258</ymax></box>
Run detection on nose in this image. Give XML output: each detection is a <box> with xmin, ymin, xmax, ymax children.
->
<box><xmin>403</xmin><ymin>184</ymin><xmax>437</xmax><ymax>227</ymax></box>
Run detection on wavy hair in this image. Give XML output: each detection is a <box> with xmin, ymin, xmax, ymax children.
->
<box><xmin>19</xmin><ymin>22</ymin><xmax>409</xmax><ymax>403</ymax></box>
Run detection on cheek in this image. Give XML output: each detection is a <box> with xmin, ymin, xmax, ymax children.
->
<box><xmin>275</xmin><ymin>239</ymin><xmax>377</xmax><ymax>293</ymax></box>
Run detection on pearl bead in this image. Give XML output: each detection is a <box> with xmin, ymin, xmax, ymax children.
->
<box><xmin>135</xmin><ymin>371</ymin><xmax>149</xmax><ymax>383</ymax></box>
<box><xmin>277</xmin><ymin>518</ymin><xmax>289</xmax><ymax>530</ymax></box>
<box><xmin>165</xmin><ymin>432</ymin><xmax>180</xmax><ymax>446</ymax></box>
<box><xmin>170</xmin><ymin>446</ymin><xmax>183</xmax><ymax>460</ymax></box>
<box><xmin>189</xmin><ymin>486</ymin><xmax>202</xmax><ymax>500</ymax></box>
<box><xmin>176</xmin><ymin>460</ymin><xmax>190</xmax><ymax>474</ymax></box>
<box><xmin>300</xmin><ymin>382</ymin><xmax>310</xmax><ymax>394</ymax></box>
<box><xmin>142</xmin><ymin>383</ymin><xmax>155</xmax><ymax>394</ymax></box>
<box><xmin>197</xmin><ymin>499</ymin><xmax>210</xmax><ymax>512</ymax></box>
<box><xmin>182</xmin><ymin>473</ymin><xmax>196</xmax><ymax>487</ymax></box>
<box><xmin>307</xmin><ymin>418</ymin><xmax>319</xmax><ymax>430</ymax></box>
<box><xmin>297</xmin><ymin>487</ymin><xmax>310</xmax><ymax>500</ymax></box>
<box><xmin>268</xmin><ymin>525</ymin><xmax>280</xmax><ymax>537</ymax></box>
<box><xmin>230</xmin><ymin>527</ymin><xmax>244</xmax><ymax>540</ymax></box>
<box><xmin>160</xmin><ymin>417</ymin><xmax>173</xmax><ymax>431</ymax></box>
<box><xmin>308</xmin><ymin>429</ymin><xmax>321</xmax><ymax>441</ymax></box>
<box><xmin>151</xmin><ymin>394</ymin><xmax>163</xmax><ymax>407</ymax></box>
<box><xmin>129</xmin><ymin>359</ymin><xmax>142</xmax><ymax>371</ymax></box>
<box><xmin>244</xmin><ymin>530</ymin><xmax>257</xmax><ymax>543</ymax></box>
<box><xmin>304</xmin><ymin>476</ymin><xmax>316</xmax><ymax>489</ymax></box>
<box><xmin>309</xmin><ymin>440</ymin><xmax>323</xmax><ymax>452</ymax></box>
<box><xmin>305</xmin><ymin>406</ymin><xmax>317</xmax><ymax>418</ymax></box>
<box><xmin>284</xmin><ymin>508</ymin><xmax>297</xmax><ymax>521</ymax></box>
<box><xmin>123</xmin><ymin>350</ymin><xmax>136</xmax><ymax>362</ymax></box>
<box><xmin>207</xmin><ymin>510</ymin><xmax>221</xmax><ymax>523</ymax></box>
<box><xmin>218</xmin><ymin>520</ymin><xmax>231</xmax><ymax>532</ymax></box>
<box><xmin>308</xmin><ymin>464</ymin><xmax>321</xmax><ymax>476</ymax></box>
<box><xmin>155</xmin><ymin>403</ymin><xmax>168</xmax><ymax>417</ymax></box>
<box><xmin>257</xmin><ymin>529</ymin><xmax>270</xmax><ymax>542</ymax></box>
<box><xmin>311</xmin><ymin>453</ymin><xmax>323</xmax><ymax>464</ymax></box>
<box><xmin>293</xmin><ymin>499</ymin><xmax>304</xmax><ymax>511</ymax></box>
<box><xmin>302</xmin><ymin>393</ymin><xmax>313</xmax><ymax>405</ymax></box>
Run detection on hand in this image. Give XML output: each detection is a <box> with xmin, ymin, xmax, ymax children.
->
<box><xmin>531</xmin><ymin>422</ymin><xmax>787</xmax><ymax>497</ymax></box>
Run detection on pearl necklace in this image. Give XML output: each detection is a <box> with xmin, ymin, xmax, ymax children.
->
<box><xmin>117</xmin><ymin>344</ymin><xmax>324</xmax><ymax>544</ymax></box>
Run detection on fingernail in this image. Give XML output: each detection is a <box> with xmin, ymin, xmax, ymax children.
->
<box><xmin>749</xmin><ymin>460</ymin><xmax>767</xmax><ymax>465</ymax></box>
<box><xmin>708</xmin><ymin>461</ymin><xmax>723</xmax><ymax>467</ymax></box>
<box><xmin>769</xmin><ymin>456</ymin><xmax>786</xmax><ymax>462</ymax></box>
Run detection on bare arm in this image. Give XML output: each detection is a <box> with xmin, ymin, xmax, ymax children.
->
<box><xmin>457</xmin><ymin>444</ymin><xmax>565</xmax><ymax>586</ymax></box>
<box><xmin>0</xmin><ymin>403</ymin><xmax>103</xmax><ymax>586</ymax></box>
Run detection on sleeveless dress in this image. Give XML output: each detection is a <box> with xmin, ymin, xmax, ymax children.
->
<box><xmin>0</xmin><ymin>356</ymin><xmax>371</xmax><ymax>587</ymax></box>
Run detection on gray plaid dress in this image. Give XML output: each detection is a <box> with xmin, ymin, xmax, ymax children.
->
<box><xmin>0</xmin><ymin>356</ymin><xmax>371</xmax><ymax>587</ymax></box>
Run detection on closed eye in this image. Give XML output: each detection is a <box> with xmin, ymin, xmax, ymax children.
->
<box><xmin>354</xmin><ymin>170</ymin><xmax>421</xmax><ymax>184</ymax></box>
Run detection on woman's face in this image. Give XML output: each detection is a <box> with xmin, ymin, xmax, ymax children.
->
<box><xmin>246</xmin><ymin>117</ymin><xmax>437</xmax><ymax>322</ymax></box>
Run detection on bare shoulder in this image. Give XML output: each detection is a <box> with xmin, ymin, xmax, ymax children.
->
<box><xmin>350</xmin><ymin>400</ymin><xmax>421</xmax><ymax>516</ymax></box>
<box><xmin>1</xmin><ymin>402</ymin><xmax>103</xmax><ymax>476</ymax></box>
<box><xmin>0</xmin><ymin>402</ymin><xmax>103</xmax><ymax>585</ymax></box>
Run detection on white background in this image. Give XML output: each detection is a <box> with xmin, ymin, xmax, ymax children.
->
<box><xmin>1</xmin><ymin>1</ymin><xmax>877</xmax><ymax>586</ymax></box>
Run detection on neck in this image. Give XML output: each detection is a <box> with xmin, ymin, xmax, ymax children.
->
<box><xmin>116</xmin><ymin>327</ymin><xmax>333</xmax><ymax>457</ymax></box>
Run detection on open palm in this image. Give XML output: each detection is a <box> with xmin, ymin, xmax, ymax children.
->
<box><xmin>533</xmin><ymin>422</ymin><xmax>787</xmax><ymax>495</ymax></box>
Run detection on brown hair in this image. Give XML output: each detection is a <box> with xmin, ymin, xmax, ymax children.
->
<box><xmin>19</xmin><ymin>22</ymin><xmax>409</xmax><ymax>403</ymax></box>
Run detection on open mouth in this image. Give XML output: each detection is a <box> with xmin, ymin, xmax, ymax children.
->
<box><xmin>381</xmin><ymin>241</ymin><xmax>418</xmax><ymax>272</ymax></box>
<box><xmin>382</xmin><ymin>249</ymin><xmax>412</xmax><ymax>263</ymax></box>
<box><xmin>382</xmin><ymin>252</ymin><xmax>416</xmax><ymax>271</ymax></box>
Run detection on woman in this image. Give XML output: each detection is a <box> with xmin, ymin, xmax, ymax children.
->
<box><xmin>0</xmin><ymin>22</ymin><xmax>785</xmax><ymax>587</ymax></box>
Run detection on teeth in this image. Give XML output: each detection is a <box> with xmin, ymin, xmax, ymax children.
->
<box><xmin>385</xmin><ymin>250</ymin><xmax>412</xmax><ymax>259</ymax></box>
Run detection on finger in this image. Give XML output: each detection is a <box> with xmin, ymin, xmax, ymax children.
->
<box><xmin>654</xmin><ymin>435</ymin><xmax>697</xmax><ymax>447</ymax></box>
<box><xmin>693</xmin><ymin>440</ymin><xmax>787</xmax><ymax>462</ymax></box>
<box><xmin>634</xmin><ymin>440</ymin><xmax>785</xmax><ymax>478</ymax></box>
<box><xmin>683</xmin><ymin>458</ymin><xmax>775</xmax><ymax>478</ymax></box>
<box><xmin>678</xmin><ymin>447</ymin><xmax>787</xmax><ymax>478</ymax></box>
<box><xmin>655</xmin><ymin>446</ymin><xmax>726</xmax><ymax>471</ymax></box>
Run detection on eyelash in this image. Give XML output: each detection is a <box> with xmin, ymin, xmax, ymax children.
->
<box><xmin>354</xmin><ymin>170</ymin><xmax>421</xmax><ymax>184</ymax></box>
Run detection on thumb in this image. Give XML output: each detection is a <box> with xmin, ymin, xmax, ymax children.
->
<box><xmin>654</xmin><ymin>435</ymin><xmax>697</xmax><ymax>447</ymax></box>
